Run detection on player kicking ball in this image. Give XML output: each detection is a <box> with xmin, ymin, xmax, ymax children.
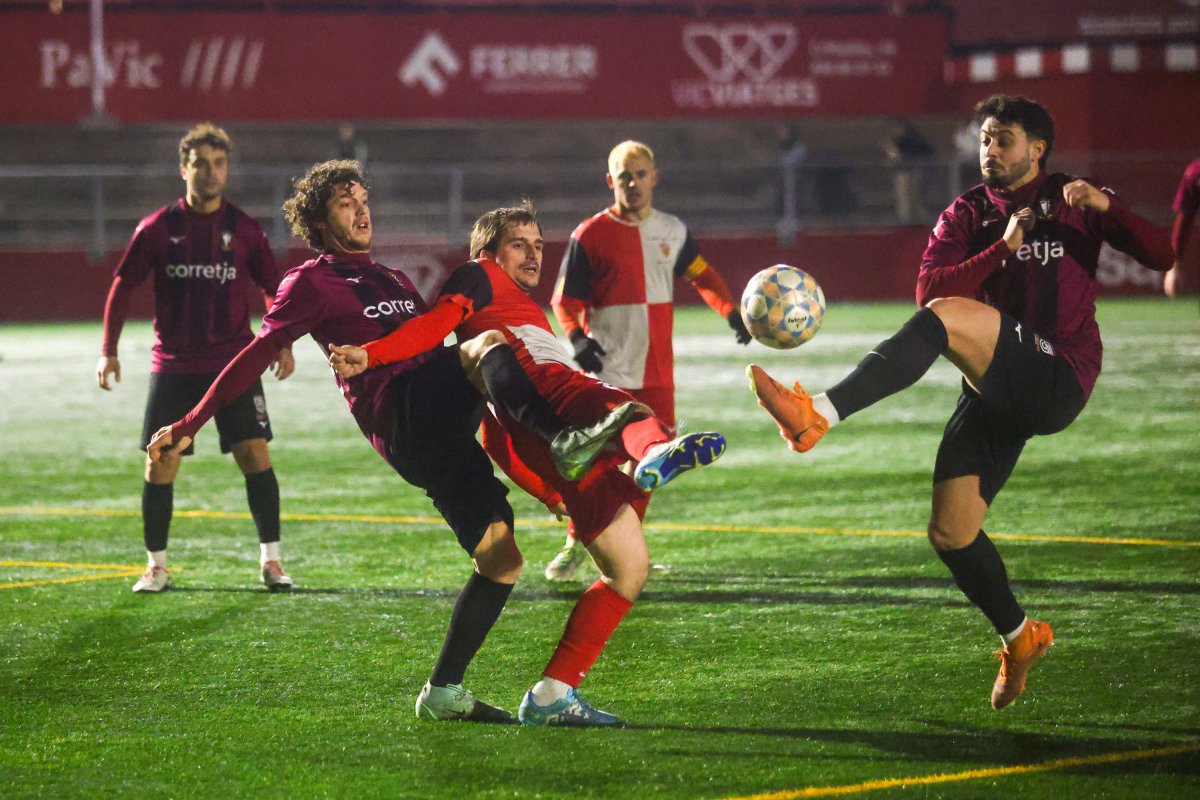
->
<box><xmin>330</xmin><ymin>202</ymin><xmax>726</xmax><ymax>726</ymax></box>
<box><xmin>147</xmin><ymin>162</ymin><xmax>679</xmax><ymax>725</ymax></box>
<box><xmin>748</xmin><ymin>94</ymin><xmax>1173</xmax><ymax>710</ymax></box>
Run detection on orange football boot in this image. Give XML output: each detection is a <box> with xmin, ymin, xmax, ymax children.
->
<box><xmin>746</xmin><ymin>364</ymin><xmax>829</xmax><ymax>452</ymax></box>
<box><xmin>991</xmin><ymin>618</ymin><xmax>1054</xmax><ymax>710</ymax></box>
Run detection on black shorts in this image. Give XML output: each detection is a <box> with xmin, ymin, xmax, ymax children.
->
<box><xmin>933</xmin><ymin>311</ymin><xmax>1086</xmax><ymax>505</ymax></box>
<box><xmin>141</xmin><ymin>372</ymin><xmax>272</xmax><ymax>456</ymax></box>
<box><xmin>379</xmin><ymin>350</ymin><xmax>513</xmax><ymax>556</ymax></box>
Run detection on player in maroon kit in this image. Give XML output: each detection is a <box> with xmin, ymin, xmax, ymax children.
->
<box><xmin>749</xmin><ymin>95</ymin><xmax>1173</xmax><ymax>710</ymax></box>
<box><xmin>149</xmin><ymin>161</ymin><xmax>635</xmax><ymax>724</ymax></box>
<box><xmin>544</xmin><ymin>140</ymin><xmax>751</xmax><ymax>582</ymax></box>
<box><xmin>330</xmin><ymin>202</ymin><xmax>726</xmax><ymax>726</ymax></box>
<box><xmin>96</xmin><ymin>123</ymin><xmax>295</xmax><ymax>593</ymax></box>
<box><xmin>1164</xmin><ymin>156</ymin><xmax>1200</xmax><ymax>298</ymax></box>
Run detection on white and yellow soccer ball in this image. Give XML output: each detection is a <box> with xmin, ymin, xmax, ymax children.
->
<box><xmin>739</xmin><ymin>264</ymin><xmax>825</xmax><ymax>349</ymax></box>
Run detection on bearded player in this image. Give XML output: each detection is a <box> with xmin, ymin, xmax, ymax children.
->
<box><xmin>749</xmin><ymin>95</ymin><xmax>1173</xmax><ymax>710</ymax></box>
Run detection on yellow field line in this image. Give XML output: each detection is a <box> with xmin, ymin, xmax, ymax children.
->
<box><xmin>0</xmin><ymin>559</ymin><xmax>143</xmax><ymax>590</ymax></box>
<box><xmin>1</xmin><ymin>506</ymin><xmax>1195</xmax><ymax>549</ymax></box>
<box><xmin>723</xmin><ymin>741</ymin><xmax>1200</xmax><ymax>800</ymax></box>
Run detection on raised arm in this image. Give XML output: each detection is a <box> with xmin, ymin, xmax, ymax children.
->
<box><xmin>916</xmin><ymin>207</ymin><xmax>1034</xmax><ymax>306</ymax></box>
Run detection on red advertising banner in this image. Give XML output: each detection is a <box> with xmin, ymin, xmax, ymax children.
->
<box><xmin>3</xmin><ymin>10</ymin><xmax>950</xmax><ymax>123</ymax></box>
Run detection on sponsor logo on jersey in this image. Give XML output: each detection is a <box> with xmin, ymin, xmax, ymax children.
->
<box><xmin>363</xmin><ymin>298</ymin><xmax>418</xmax><ymax>319</ymax></box>
<box><xmin>1012</xmin><ymin>238</ymin><xmax>1064</xmax><ymax>267</ymax></box>
<box><xmin>164</xmin><ymin>263</ymin><xmax>237</xmax><ymax>284</ymax></box>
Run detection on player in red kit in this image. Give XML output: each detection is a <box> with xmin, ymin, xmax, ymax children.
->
<box><xmin>97</xmin><ymin>123</ymin><xmax>295</xmax><ymax>593</ymax></box>
<box><xmin>544</xmin><ymin>140</ymin><xmax>751</xmax><ymax>581</ymax></box>
<box><xmin>749</xmin><ymin>95</ymin><xmax>1172</xmax><ymax>710</ymax></box>
<box><xmin>1164</xmin><ymin>156</ymin><xmax>1200</xmax><ymax>298</ymax></box>
<box><xmin>330</xmin><ymin>203</ymin><xmax>726</xmax><ymax>726</ymax></box>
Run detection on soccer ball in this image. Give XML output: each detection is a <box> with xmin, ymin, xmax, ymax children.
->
<box><xmin>739</xmin><ymin>264</ymin><xmax>825</xmax><ymax>349</ymax></box>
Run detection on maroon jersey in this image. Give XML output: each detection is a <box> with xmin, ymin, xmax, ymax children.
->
<box><xmin>1174</xmin><ymin>157</ymin><xmax>1200</xmax><ymax>219</ymax></box>
<box><xmin>258</xmin><ymin>251</ymin><xmax>437</xmax><ymax>435</ymax></box>
<box><xmin>109</xmin><ymin>198</ymin><xmax>279</xmax><ymax>373</ymax></box>
<box><xmin>919</xmin><ymin>172</ymin><xmax>1171</xmax><ymax>398</ymax></box>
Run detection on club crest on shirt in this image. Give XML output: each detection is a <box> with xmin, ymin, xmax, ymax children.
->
<box><xmin>660</xmin><ymin>242</ymin><xmax>670</xmax><ymax>258</ymax></box>
<box><xmin>1036</xmin><ymin>198</ymin><xmax>1055</xmax><ymax>220</ymax></box>
<box><xmin>221</xmin><ymin>231</ymin><xmax>234</xmax><ymax>252</ymax></box>
<box><xmin>1034</xmin><ymin>334</ymin><xmax>1055</xmax><ymax>356</ymax></box>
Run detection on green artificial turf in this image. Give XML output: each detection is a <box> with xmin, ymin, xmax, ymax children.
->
<box><xmin>1</xmin><ymin>300</ymin><xmax>1196</xmax><ymax>799</ymax></box>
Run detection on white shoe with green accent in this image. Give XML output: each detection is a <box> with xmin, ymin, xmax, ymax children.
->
<box><xmin>544</xmin><ymin>541</ymin><xmax>588</xmax><ymax>582</ymax></box>
<box><xmin>415</xmin><ymin>681</ymin><xmax>515</xmax><ymax>724</ymax></box>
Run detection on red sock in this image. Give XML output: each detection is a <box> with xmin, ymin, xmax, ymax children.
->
<box><xmin>543</xmin><ymin>579</ymin><xmax>634</xmax><ymax>687</ymax></box>
<box><xmin>618</xmin><ymin>416</ymin><xmax>670</xmax><ymax>461</ymax></box>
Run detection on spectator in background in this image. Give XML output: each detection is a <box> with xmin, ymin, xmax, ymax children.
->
<box><xmin>335</xmin><ymin>123</ymin><xmax>368</xmax><ymax>168</ymax></box>
<box><xmin>776</xmin><ymin>123</ymin><xmax>808</xmax><ymax>235</ymax></box>
<box><xmin>543</xmin><ymin>140</ymin><xmax>751</xmax><ymax>582</ymax></box>
<box><xmin>1164</xmin><ymin>155</ymin><xmax>1200</xmax><ymax>297</ymax></box>
<box><xmin>96</xmin><ymin>122</ymin><xmax>295</xmax><ymax>594</ymax></box>
<box><xmin>954</xmin><ymin>118</ymin><xmax>981</xmax><ymax>194</ymax></box>
<box><xmin>885</xmin><ymin>118</ymin><xmax>935</xmax><ymax>224</ymax></box>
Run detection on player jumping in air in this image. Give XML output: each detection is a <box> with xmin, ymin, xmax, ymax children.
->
<box><xmin>749</xmin><ymin>95</ymin><xmax>1173</xmax><ymax>709</ymax></box>
<box><xmin>330</xmin><ymin>202</ymin><xmax>726</xmax><ymax>726</ymax></box>
<box><xmin>97</xmin><ymin>123</ymin><xmax>295</xmax><ymax>593</ymax></box>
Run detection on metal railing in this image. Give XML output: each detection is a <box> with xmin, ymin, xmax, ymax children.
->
<box><xmin>0</xmin><ymin>151</ymin><xmax>1182</xmax><ymax>256</ymax></box>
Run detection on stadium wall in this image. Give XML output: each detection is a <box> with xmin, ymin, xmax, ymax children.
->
<box><xmin>1</xmin><ymin>230</ymin><xmax>1169</xmax><ymax>324</ymax></box>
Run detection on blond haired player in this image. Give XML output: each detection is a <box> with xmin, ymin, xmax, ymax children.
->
<box><xmin>545</xmin><ymin>140</ymin><xmax>750</xmax><ymax>580</ymax></box>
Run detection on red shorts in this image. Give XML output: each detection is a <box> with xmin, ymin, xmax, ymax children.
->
<box><xmin>499</xmin><ymin>361</ymin><xmax>650</xmax><ymax>544</ymax></box>
<box><xmin>624</xmin><ymin>386</ymin><xmax>675</xmax><ymax>434</ymax></box>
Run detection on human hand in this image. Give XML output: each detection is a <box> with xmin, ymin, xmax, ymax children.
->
<box><xmin>727</xmin><ymin>309</ymin><xmax>752</xmax><ymax>345</ymax></box>
<box><xmin>1003</xmin><ymin>207</ymin><xmax>1036</xmax><ymax>251</ymax></box>
<box><xmin>272</xmin><ymin>347</ymin><xmax>295</xmax><ymax>380</ymax></box>
<box><xmin>96</xmin><ymin>356</ymin><xmax>120</xmax><ymax>391</ymax></box>
<box><xmin>1164</xmin><ymin>264</ymin><xmax>1180</xmax><ymax>298</ymax></box>
<box><xmin>1062</xmin><ymin>179</ymin><xmax>1111</xmax><ymax>213</ymax></box>
<box><xmin>545</xmin><ymin>500</ymin><xmax>569</xmax><ymax>521</ymax></box>
<box><xmin>569</xmin><ymin>330</ymin><xmax>605</xmax><ymax>373</ymax></box>
<box><xmin>328</xmin><ymin>343</ymin><xmax>369</xmax><ymax>378</ymax></box>
<box><xmin>147</xmin><ymin>425</ymin><xmax>190</xmax><ymax>462</ymax></box>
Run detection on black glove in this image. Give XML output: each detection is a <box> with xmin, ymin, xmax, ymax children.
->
<box><xmin>727</xmin><ymin>310</ymin><xmax>752</xmax><ymax>345</ymax></box>
<box><xmin>569</xmin><ymin>329</ymin><xmax>606</xmax><ymax>373</ymax></box>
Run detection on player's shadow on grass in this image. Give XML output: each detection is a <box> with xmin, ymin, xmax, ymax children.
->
<box><xmin>627</xmin><ymin>721</ymin><xmax>1200</xmax><ymax>775</ymax></box>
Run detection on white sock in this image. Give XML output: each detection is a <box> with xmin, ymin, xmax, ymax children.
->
<box><xmin>1001</xmin><ymin>617</ymin><xmax>1028</xmax><ymax>644</ymax></box>
<box><xmin>530</xmin><ymin>677</ymin><xmax>571</xmax><ymax>705</ymax></box>
<box><xmin>148</xmin><ymin>550</ymin><xmax>167</xmax><ymax>569</ymax></box>
<box><xmin>260</xmin><ymin>541</ymin><xmax>281</xmax><ymax>564</ymax></box>
<box><xmin>812</xmin><ymin>392</ymin><xmax>840</xmax><ymax>427</ymax></box>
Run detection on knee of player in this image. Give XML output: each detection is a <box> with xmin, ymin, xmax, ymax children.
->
<box><xmin>926</xmin><ymin>518</ymin><xmax>974</xmax><ymax>552</ymax></box>
<box><xmin>459</xmin><ymin>329</ymin><xmax>508</xmax><ymax>369</ymax></box>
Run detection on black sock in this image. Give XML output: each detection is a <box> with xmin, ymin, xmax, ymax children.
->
<box><xmin>244</xmin><ymin>468</ymin><xmax>281</xmax><ymax>544</ymax></box>
<box><xmin>430</xmin><ymin>572</ymin><xmax>515</xmax><ymax>687</ymax></box>
<box><xmin>826</xmin><ymin>306</ymin><xmax>948</xmax><ymax>419</ymax></box>
<box><xmin>142</xmin><ymin>481</ymin><xmax>173</xmax><ymax>552</ymax></box>
<box><xmin>937</xmin><ymin>530</ymin><xmax>1026</xmax><ymax>635</ymax></box>
<box><xmin>478</xmin><ymin>345</ymin><xmax>565</xmax><ymax>442</ymax></box>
